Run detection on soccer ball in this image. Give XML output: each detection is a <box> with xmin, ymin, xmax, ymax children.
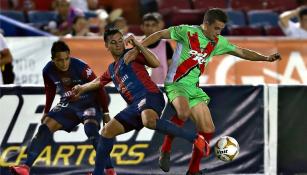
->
<box><xmin>214</xmin><ymin>136</ymin><xmax>239</xmax><ymax>162</ymax></box>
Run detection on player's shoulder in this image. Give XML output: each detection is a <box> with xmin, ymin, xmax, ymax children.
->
<box><xmin>70</xmin><ymin>57</ymin><xmax>88</xmax><ymax>66</ymax></box>
<box><xmin>216</xmin><ymin>35</ymin><xmax>230</xmax><ymax>44</ymax></box>
<box><xmin>42</xmin><ymin>61</ymin><xmax>53</xmax><ymax>73</ymax></box>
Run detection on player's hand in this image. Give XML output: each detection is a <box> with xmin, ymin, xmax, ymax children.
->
<box><xmin>102</xmin><ymin>113</ymin><xmax>111</xmax><ymax>126</ymax></box>
<box><xmin>125</xmin><ymin>35</ymin><xmax>141</xmax><ymax>48</ymax></box>
<box><xmin>267</xmin><ymin>53</ymin><xmax>281</xmax><ymax>62</ymax></box>
<box><xmin>71</xmin><ymin>84</ymin><xmax>83</xmax><ymax>99</ymax></box>
<box><xmin>124</xmin><ymin>47</ymin><xmax>138</xmax><ymax>65</ymax></box>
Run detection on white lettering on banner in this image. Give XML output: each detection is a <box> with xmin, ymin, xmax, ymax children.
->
<box><xmin>1</xmin><ymin>93</ymin><xmax>155</xmax><ymax>144</ymax></box>
<box><xmin>6</xmin><ymin>37</ymin><xmax>59</xmax><ymax>84</ymax></box>
<box><xmin>215</xmin><ymin>52</ymin><xmax>307</xmax><ymax>85</ymax></box>
<box><xmin>0</xmin><ymin>96</ymin><xmax>19</xmax><ymax>144</ymax></box>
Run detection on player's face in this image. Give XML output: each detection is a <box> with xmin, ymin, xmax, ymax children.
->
<box><xmin>53</xmin><ymin>51</ymin><xmax>70</xmax><ymax>71</ymax></box>
<box><xmin>203</xmin><ymin>20</ymin><xmax>225</xmax><ymax>40</ymax></box>
<box><xmin>105</xmin><ymin>33</ymin><xmax>125</xmax><ymax>57</ymax></box>
<box><xmin>142</xmin><ymin>20</ymin><xmax>159</xmax><ymax>37</ymax></box>
<box><xmin>300</xmin><ymin>15</ymin><xmax>307</xmax><ymax>30</ymax></box>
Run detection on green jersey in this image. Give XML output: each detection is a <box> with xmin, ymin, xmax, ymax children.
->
<box><xmin>166</xmin><ymin>25</ymin><xmax>236</xmax><ymax>85</ymax></box>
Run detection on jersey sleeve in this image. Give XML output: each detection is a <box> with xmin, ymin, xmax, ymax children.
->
<box><xmin>43</xmin><ymin>70</ymin><xmax>56</xmax><ymax>113</ymax></box>
<box><xmin>212</xmin><ymin>35</ymin><xmax>236</xmax><ymax>56</ymax></box>
<box><xmin>80</xmin><ymin>63</ymin><xmax>97</xmax><ymax>82</ymax></box>
<box><xmin>169</xmin><ymin>25</ymin><xmax>189</xmax><ymax>42</ymax></box>
<box><xmin>99</xmin><ymin>69</ymin><xmax>112</xmax><ymax>87</ymax></box>
<box><xmin>135</xmin><ymin>53</ymin><xmax>147</xmax><ymax>65</ymax></box>
<box><xmin>97</xmin><ymin>87</ymin><xmax>110</xmax><ymax>113</ymax></box>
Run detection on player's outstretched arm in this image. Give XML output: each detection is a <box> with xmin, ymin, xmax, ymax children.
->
<box><xmin>142</xmin><ymin>29</ymin><xmax>171</xmax><ymax>47</ymax></box>
<box><xmin>125</xmin><ymin>35</ymin><xmax>160</xmax><ymax>68</ymax></box>
<box><xmin>72</xmin><ymin>77</ymin><xmax>101</xmax><ymax>98</ymax></box>
<box><xmin>124</xmin><ymin>29</ymin><xmax>171</xmax><ymax>64</ymax></box>
<box><xmin>228</xmin><ymin>47</ymin><xmax>281</xmax><ymax>62</ymax></box>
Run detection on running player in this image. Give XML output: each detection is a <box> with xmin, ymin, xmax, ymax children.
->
<box><xmin>124</xmin><ymin>8</ymin><xmax>281</xmax><ymax>175</ymax></box>
<box><xmin>10</xmin><ymin>41</ymin><xmax>116</xmax><ymax>175</ymax></box>
<box><xmin>72</xmin><ymin>28</ymin><xmax>209</xmax><ymax>175</ymax></box>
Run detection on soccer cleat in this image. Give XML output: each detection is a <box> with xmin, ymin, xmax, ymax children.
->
<box><xmin>158</xmin><ymin>150</ymin><xmax>170</xmax><ymax>172</ymax></box>
<box><xmin>186</xmin><ymin>171</ymin><xmax>203</xmax><ymax>175</ymax></box>
<box><xmin>105</xmin><ymin>168</ymin><xmax>117</xmax><ymax>175</ymax></box>
<box><xmin>193</xmin><ymin>134</ymin><xmax>210</xmax><ymax>157</ymax></box>
<box><xmin>10</xmin><ymin>164</ymin><xmax>30</xmax><ymax>175</ymax></box>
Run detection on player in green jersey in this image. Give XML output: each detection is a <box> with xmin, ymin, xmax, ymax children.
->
<box><xmin>125</xmin><ymin>8</ymin><xmax>281</xmax><ymax>175</ymax></box>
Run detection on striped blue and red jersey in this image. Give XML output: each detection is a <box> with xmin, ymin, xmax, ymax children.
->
<box><xmin>43</xmin><ymin>58</ymin><xmax>109</xmax><ymax>113</ymax></box>
<box><xmin>99</xmin><ymin>50</ymin><xmax>160</xmax><ymax>104</ymax></box>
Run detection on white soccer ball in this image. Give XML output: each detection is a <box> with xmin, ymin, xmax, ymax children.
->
<box><xmin>214</xmin><ymin>136</ymin><xmax>239</xmax><ymax>162</ymax></box>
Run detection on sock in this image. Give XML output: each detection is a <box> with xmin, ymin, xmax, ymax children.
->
<box><xmin>188</xmin><ymin>132</ymin><xmax>213</xmax><ymax>173</ymax></box>
<box><xmin>25</xmin><ymin>124</ymin><xmax>52</xmax><ymax>167</ymax></box>
<box><xmin>93</xmin><ymin>136</ymin><xmax>114</xmax><ymax>175</ymax></box>
<box><xmin>155</xmin><ymin>119</ymin><xmax>196</xmax><ymax>143</ymax></box>
<box><xmin>84</xmin><ymin>122</ymin><xmax>114</xmax><ymax>169</ymax></box>
<box><xmin>161</xmin><ymin>115</ymin><xmax>185</xmax><ymax>153</ymax></box>
<box><xmin>84</xmin><ymin>122</ymin><xmax>99</xmax><ymax>149</ymax></box>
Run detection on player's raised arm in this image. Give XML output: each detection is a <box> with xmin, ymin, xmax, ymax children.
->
<box><xmin>124</xmin><ymin>29</ymin><xmax>171</xmax><ymax>64</ymax></box>
<box><xmin>142</xmin><ymin>29</ymin><xmax>171</xmax><ymax>47</ymax></box>
<box><xmin>228</xmin><ymin>46</ymin><xmax>281</xmax><ymax>62</ymax></box>
<box><xmin>125</xmin><ymin>35</ymin><xmax>160</xmax><ymax>68</ymax></box>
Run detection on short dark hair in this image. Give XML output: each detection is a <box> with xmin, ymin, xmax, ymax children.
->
<box><xmin>203</xmin><ymin>8</ymin><xmax>228</xmax><ymax>25</ymax></box>
<box><xmin>299</xmin><ymin>7</ymin><xmax>307</xmax><ymax>19</ymax></box>
<box><xmin>104</xmin><ymin>28</ymin><xmax>123</xmax><ymax>42</ymax></box>
<box><xmin>51</xmin><ymin>40</ymin><xmax>70</xmax><ymax>59</ymax></box>
<box><xmin>142</xmin><ymin>13</ymin><xmax>159</xmax><ymax>24</ymax></box>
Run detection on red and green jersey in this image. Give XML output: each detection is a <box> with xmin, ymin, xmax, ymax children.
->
<box><xmin>166</xmin><ymin>25</ymin><xmax>236</xmax><ymax>85</ymax></box>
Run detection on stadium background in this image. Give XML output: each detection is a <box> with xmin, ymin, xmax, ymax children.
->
<box><xmin>0</xmin><ymin>0</ymin><xmax>307</xmax><ymax>175</ymax></box>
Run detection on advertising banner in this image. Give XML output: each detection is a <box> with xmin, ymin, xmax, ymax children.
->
<box><xmin>0</xmin><ymin>86</ymin><xmax>265</xmax><ymax>175</ymax></box>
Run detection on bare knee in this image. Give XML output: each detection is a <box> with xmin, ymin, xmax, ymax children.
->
<box><xmin>142</xmin><ymin>115</ymin><xmax>157</xmax><ymax>129</ymax></box>
<box><xmin>141</xmin><ymin>110</ymin><xmax>158</xmax><ymax>129</ymax></box>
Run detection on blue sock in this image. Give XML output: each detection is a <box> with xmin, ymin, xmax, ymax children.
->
<box><xmin>84</xmin><ymin>122</ymin><xmax>114</xmax><ymax>169</ymax></box>
<box><xmin>93</xmin><ymin>136</ymin><xmax>114</xmax><ymax>175</ymax></box>
<box><xmin>155</xmin><ymin>119</ymin><xmax>197</xmax><ymax>143</ymax></box>
<box><xmin>25</xmin><ymin>124</ymin><xmax>52</xmax><ymax>167</ymax></box>
<box><xmin>84</xmin><ymin>122</ymin><xmax>100</xmax><ymax>149</ymax></box>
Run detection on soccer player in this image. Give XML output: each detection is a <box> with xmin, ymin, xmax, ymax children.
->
<box><xmin>71</xmin><ymin>28</ymin><xmax>208</xmax><ymax>175</ymax></box>
<box><xmin>124</xmin><ymin>8</ymin><xmax>281</xmax><ymax>175</ymax></box>
<box><xmin>10</xmin><ymin>41</ymin><xmax>116</xmax><ymax>175</ymax></box>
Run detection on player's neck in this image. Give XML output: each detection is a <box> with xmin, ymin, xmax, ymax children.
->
<box><xmin>112</xmin><ymin>54</ymin><xmax>122</xmax><ymax>62</ymax></box>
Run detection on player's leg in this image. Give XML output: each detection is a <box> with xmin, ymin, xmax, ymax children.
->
<box><xmin>10</xmin><ymin>116</ymin><xmax>62</xmax><ymax>175</ymax></box>
<box><xmin>161</xmin><ymin>96</ymin><xmax>190</xmax><ymax>152</ymax></box>
<box><xmin>93</xmin><ymin>117</ymin><xmax>126</xmax><ymax>175</ymax></box>
<box><xmin>187</xmin><ymin>101</ymin><xmax>214</xmax><ymax>175</ymax></box>
<box><xmin>83</xmin><ymin>107</ymin><xmax>116</xmax><ymax>175</ymax></box>
<box><xmin>159</xmin><ymin>83</ymin><xmax>191</xmax><ymax>172</ymax></box>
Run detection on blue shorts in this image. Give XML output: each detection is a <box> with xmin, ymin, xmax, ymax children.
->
<box><xmin>48</xmin><ymin>101</ymin><xmax>102</xmax><ymax>132</ymax></box>
<box><xmin>114</xmin><ymin>92</ymin><xmax>165</xmax><ymax>132</ymax></box>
